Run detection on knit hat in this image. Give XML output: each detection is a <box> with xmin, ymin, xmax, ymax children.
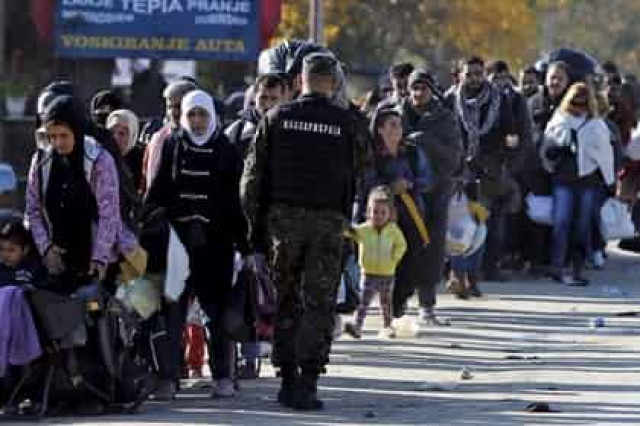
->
<box><xmin>408</xmin><ymin>69</ymin><xmax>436</xmax><ymax>89</ymax></box>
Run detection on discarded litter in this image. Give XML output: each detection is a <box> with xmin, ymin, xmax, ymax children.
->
<box><xmin>590</xmin><ymin>317</ymin><xmax>606</xmax><ymax>329</ymax></box>
<box><xmin>459</xmin><ymin>367</ymin><xmax>473</xmax><ymax>380</ymax></box>
<box><xmin>615</xmin><ymin>311</ymin><xmax>640</xmax><ymax>317</ymax></box>
<box><xmin>524</xmin><ymin>402</ymin><xmax>560</xmax><ymax>413</ymax></box>
<box><xmin>504</xmin><ymin>355</ymin><xmax>540</xmax><ymax>360</ymax></box>
<box><xmin>392</xmin><ymin>315</ymin><xmax>420</xmax><ymax>338</ymax></box>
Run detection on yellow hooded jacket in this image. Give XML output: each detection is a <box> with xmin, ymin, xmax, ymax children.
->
<box><xmin>347</xmin><ymin>222</ymin><xmax>408</xmax><ymax>277</ymax></box>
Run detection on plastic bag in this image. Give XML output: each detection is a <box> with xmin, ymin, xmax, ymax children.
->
<box><xmin>445</xmin><ymin>191</ymin><xmax>477</xmax><ymax>256</ymax></box>
<box><xmin>336</xmin><ymin>255</ymin><xmax>359</xmax><ymax>314</ymax></box>
<box><xmin>164</xmin><ymin>226</ymin><xmax>190</xmax><ymax>301</ymax></box>
<box><xmin>600</xmin><ymin>198</ymin><xmax>636</xmax><ymax>241</ymax></box>
<box><xmin>116</xmin><ymin>278</ymin><xmax>162</xmax><ymax>320</ymax></box>
<box><xmin>525</xmin><ymin>193</ymin><xmax>554</xmax><ymax>226</ymax></box>
<box><xmin>626</xmin><ymin>124</ymin><xmax>640</xmax><ymax>161</ymax></box>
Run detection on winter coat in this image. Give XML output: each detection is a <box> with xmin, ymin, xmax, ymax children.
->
<box><xmin>26</xmin><ymin>136</ymin><xmax>136</xmax><ymax>266</ymax></box>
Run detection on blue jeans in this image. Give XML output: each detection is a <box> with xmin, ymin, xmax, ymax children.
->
<box><xmin>450</xmin><ymin>244</ymin><xmax>485</xmax><ymax>273</ymax></box>
<box><xmin>551</xmin><ymin>183</ymin><xmax>599</xmax><ymax>270</ymax></box>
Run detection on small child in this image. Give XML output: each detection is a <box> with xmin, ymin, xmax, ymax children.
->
<box><xmin>0</xmin><ymin>219</ymin><xmax>45</xmax><ymax>288</ymax></box>
<box><xmin>446</xmin><ymin>197</ymin><xmax>489</xmax><ymax>299</ymax></box>
<box><xmin>344</xmin><ymin>186</ymin><xmax>407</xmax><ymax>339</ymax></box>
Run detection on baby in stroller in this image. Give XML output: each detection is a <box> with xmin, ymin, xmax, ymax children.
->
<box><xmin>0</xmin><ymin>220</ymin><xmax>152</xmax><ymax>417</ymax></box>
<box><xmin>0</xmin><ymin>220</ymin><xmax>45</xmax><ymax>405</ymax></box>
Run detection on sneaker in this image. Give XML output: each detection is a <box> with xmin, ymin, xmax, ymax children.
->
<box><xmin>568</xmin><ymin>275</ymin><xmax>590</xmax><ymax>286</ymax></box>
<box><xmin>592</xmin><ymin>251</ymin><xmax>605</xmax><ymax>270</ymax></box>
<box><xmin>377</xmin><ymin>327</ymin><xmax>396</xmax><ymax>339</ymax></box>
<box><xmin>344</xmin><ymin>322</ymin><xmax>362</xmax><ymax>339</ymax></box>
<box><xmin>418</xmin><ymin>308</ymin><xmax>450</xmax><ymax>327</ymax></box>
<box><xmin>211</xmin><ymin>378</ymin><xmax>236</xmax><ymax>398</ymax></box>
<box><xmin>549</xmin><ymin>271</ymin><xmax>574</xmax><ymax>285</ymax></box>
<box><xmin>446</xmin><ymin>276</ymin><xmax>468</xmax><ymax>299</ymax></box>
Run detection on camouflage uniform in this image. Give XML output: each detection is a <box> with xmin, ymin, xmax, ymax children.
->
<box><xmin>241</xmin><ymin>94</ymin><xmax>366</xmax><ymax>376</ymax></box>
<box><xmin>267</xmin><ymin>205</ymin><xmax>344</xmax><ymax>371</ymax></box>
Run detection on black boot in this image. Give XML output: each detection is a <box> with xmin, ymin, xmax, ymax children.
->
<box><xmin>277</xmin><ymin>364</ymin><xmax>298</xmax><ymax>407</ymax></box>
<box><xmin>293</xmin><ymin>369</ymin><xmax>323</xmax><ymax>411</ymax></box>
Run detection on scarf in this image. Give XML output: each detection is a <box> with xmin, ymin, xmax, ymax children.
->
<box><xmin>41</xmin><ymin>95</ymin><xmax>98</xmax><ymax>275</ymax></box>
<box><xmin>180</xmin><ymin>90</ymin><xmax>217</xmax><ymax>146</ymax></box>
<box><xmin>455</xmin><ymin>83</ymin><xmax>502</xmax><ymax>159</ymax></box>
<box><xmin>45</xmin><ymin>145</ymin><xmax>97</xmax><ymax>275</ymax></box>
<box><xmin>106</xmin><ymin>109</ymin><xmax>140</xmax><ymax>155</ymax></box>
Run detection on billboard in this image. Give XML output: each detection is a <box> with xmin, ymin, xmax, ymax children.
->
<box><xmin>54</xmin><ymin>0</ymin><xmax>259</xmax><ymax>61</ymax></box>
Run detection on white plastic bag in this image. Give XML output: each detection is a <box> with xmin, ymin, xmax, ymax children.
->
<box><xmin>164</xmin><ymin>226</ymin><xmax>190</xmax><ymax>301</ymax></box>
<box><xmin>446</xmin><ymin>191</ymin><xmax>477</xmax><ymax>256</ymax></box>
<box><xmin>525</xmin><ymin>193</ymin><xmax>554</xmax><ymax>226</ymax></box>
<box><xmin>600</xmin><ymin>198</ymin><xmax>636</xmax><ymax>241</ymax></box>
<box><xmin>116</xmin><ymin>278</ymin><xmax>162</xmax><ymax>319</ymax></box>
<box><xmin>626</xmin><ymin>124</ymin><xmax>640</xmax><ymax>161</ymax></box>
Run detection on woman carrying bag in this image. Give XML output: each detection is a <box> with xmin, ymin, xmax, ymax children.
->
<box><xmin>541</xmin><ymin>83</ymin><xmax>615</xmax><ymax>285</ymax></box>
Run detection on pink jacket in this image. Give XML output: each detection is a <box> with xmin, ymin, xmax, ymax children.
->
<box><xmin>25</xmin><ymin>137</ymin><xmax>136</xmax><ymax>265</ymax></box>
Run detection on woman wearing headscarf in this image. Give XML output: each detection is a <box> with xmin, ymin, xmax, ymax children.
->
<box><xmin>145</xmin><ymin>90</ymin><xmax>249</xmax><ymax>399</ymax></box>
<box><xmin>25</xmin><ymin>96</ymin><xmax>135</xmax><ymax>291</ymax></box>
<box><xmin>361</xmin><ymin>107</ymin><xmax>433</xmax><ymax>322</ymax></box>
<box><xmin>106</xmin><ymin>109</ymin><xmax>144</xmax><ymax>190</ymax></box>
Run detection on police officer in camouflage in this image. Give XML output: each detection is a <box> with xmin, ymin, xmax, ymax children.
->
<box><xmin>241</xmin><ymin>53</ymin><xmax>359</xmax><ymax>410</ymax></box>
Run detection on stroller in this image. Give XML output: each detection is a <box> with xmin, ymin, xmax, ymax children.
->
<box><xmin>2</xmin><ymin>280</ymin><xmax>154</xmax><ymax>418</ymax></box>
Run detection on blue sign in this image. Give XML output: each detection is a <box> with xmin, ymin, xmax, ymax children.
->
<box><xmin>54</xmin><ymin>0</ymin><xmax>259</xmax><ymax>61</ymax></box>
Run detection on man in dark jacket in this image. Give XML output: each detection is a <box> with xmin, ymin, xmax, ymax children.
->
<box><xmin>445</xmin><ymin>56</ymin><xmax>519</xmax><ymax>282</ymax></box>
<box><xmin>241</xmin><ymin>53</ymin><xmax>362</xmax><ymax>411</ymax></box>
<box><xmin>389</xmin><ymin>62</ymin><xmax>414</xmax><ymax>104</ymax></box>
<box><xmin>523</xmin><ymin>61</ymin><xmax>571</xmax><ymax>274</ymax></box>
<box><xmin>488</xmin><ymin>60</ymin><xmax>534</xmax><ymax>270</ymax></box>
<box><xmin>394</xmin><ymin>69</ymin><xmax>463</xmax><ymax>322</ymax></box>
<box><xmin>225</xmin><ymin>74</ymin><xmax>288</xmax><ymax>159</ymax></box>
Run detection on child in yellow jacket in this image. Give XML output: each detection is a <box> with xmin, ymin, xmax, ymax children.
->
<box><xmin>344</xmin><ymin>186</ymin><xmax>407</xmax><ymax>339</ymax></box>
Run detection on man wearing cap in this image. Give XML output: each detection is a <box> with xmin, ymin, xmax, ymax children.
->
<box><xmin>392</xmin><ymin>68</ymin><xmax>464</xmax><ymax>324</ymax></box>
<box><xmin>241</xmin><ymin>52</ymin><xmax>361</xmax><ymax>410</ymax></box>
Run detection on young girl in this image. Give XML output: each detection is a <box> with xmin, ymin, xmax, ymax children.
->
<box><xmin>345</xmin><ymin>186</ymin><xmax>407</xmax><ymax>339</ymax></box>
<box><xmin>446</xmin><ymin>189</ymin><xmax>489</xmax><ymax>299</ymax></box>
<box><xmin>0</xmin><ymin>219</ymin><xmax>45</xmax><ymax>288</ymax></box>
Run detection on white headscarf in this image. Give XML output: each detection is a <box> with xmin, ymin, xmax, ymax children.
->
<box><xmin>106</xmin><ymin>109</ymin><xmax>139</xmax><ymax>155</ymax></box>
<box><xmin>180</xmin><ymin>90</ymin><xmax>217</xmax><ymax>146</ymax></box>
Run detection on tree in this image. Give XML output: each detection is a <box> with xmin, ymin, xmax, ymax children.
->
<box><xmin>275</xmin><ymin>0</ymin><xmax>539</xmax><ymax>76</ymax></box>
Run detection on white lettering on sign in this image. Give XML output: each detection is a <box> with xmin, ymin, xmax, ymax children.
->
<box><xmin>122</xmin><ymin>0</ymin><xmax>184</xmax><ymax>14</ymax></box>
<box><xmin>62</xmin><ymin>0</ymin><xmax>114</xmax><ymax>7</ymax></box>
<box><xmin>186</xmin><ymin>1</ymin><xmax>251</xmax><ymax>14</ymax></box>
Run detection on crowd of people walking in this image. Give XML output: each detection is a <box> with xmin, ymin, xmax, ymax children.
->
<box><xmin>1</xmin><ymin>40</ymin><xmax>639</xmax><ymax>416</ymax></box>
